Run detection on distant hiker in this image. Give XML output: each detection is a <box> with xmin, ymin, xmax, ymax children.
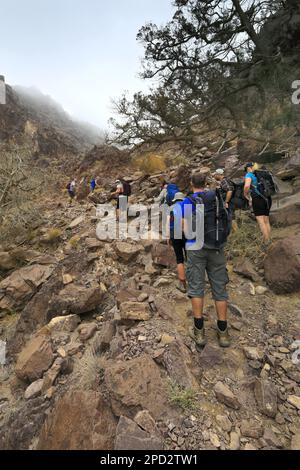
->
<box><xmin>169</xmin><ymin>192</ymin><xmax>187</xmax><ymax>293</ymax></box>
<box><xmin>67</xmin><ymin>178</ymin><xmax>76</xmax><ymax>202</ymax></box>
<box><xmin>155</xmin><ymin>178</ymin><xmax>180</xmax><ymax>206</ymax></box>
<box><xmin>244</xmin><ymin>162</ymin><xmax>276</xmax><ymax>245</ymax></box>
<box><xmin>112</xmin><ymin>179</ymin><xmax>131</xmax><ymax>216</ymax></box>
<box><xmin>213</xmin><ymin>168</ymin><xmax>236</xmax><ymax>228</ymax></box>
<box><xmin>179</xmin><ymin>173</ymin><xmax>231</xmax><ymax>348</ymax></box>
<box><xmin>90</xmin><ymin>178</ymin><xmax>96</xmax><ymax>192</ymax></box>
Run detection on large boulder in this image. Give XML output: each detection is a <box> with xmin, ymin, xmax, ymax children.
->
<box><xmin>254</xmin><ymin>378</ymin><xmax>278</xmax><ymax>418</ymax></box>
<box><xmin>277</xmin><ymin>153</ymin><xmax>300</xmax><ymax>179</ymax></box>
<box><xmin>115</xmin><ymin>242</ymin><xmax>144</xmax><ymax>262</ymax></box>
<box><xmin>0</xmin><ymin>264</ymin><xmax>54</xmax><ymax>313</ymax></box>
<box><xmin>119</xmin><ymin>301</ymin><xmax>151</xmax><ymax>321</ymax></box>
<box><xmin>270</xmin><ymin>192</ymin><xmax>300</xmax><ymax>226</ymax></box>
<box><xmin>115</xmin><ymin>416</ymin><xmax>163</xmax><ymax>450</ymax></box>
<box><xmin>37</xmin><ymin>390</ymin><xmax>117</xmax><ymax>450</ymax></box>
<box><xmin>264</xmin><ymin>235</ymin><xmax>300</xmax><ymax>294</ymax></box>
<box><xmin>47</xmin><ymin>284</ymin><xmax>105</xmax><ymax>317</ymax></box>
<box><xmin>151</xmin><ymin>243</ymin><xmax>177</xmax><ymax>268</ymax></box>
<box><xmin>105</xmin><ymin>355</ymin><xmax>171</xmax><ymax>420</ymax></box>
<box><xmin>15</xmin><ymin>334</ymin><xmax>54</xmax><ymax>383</ymax></box>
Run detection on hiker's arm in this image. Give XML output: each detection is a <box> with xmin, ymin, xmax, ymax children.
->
<box><xmin>244</xmin><ymin>178</ymin><xmax>252</xmax><ymax>200</ymax></box>
<box><xmin>225</xmin><ymin>191</ymin><xmax>233</xmax><ymax>205</ymax></box>
<box><xmin>154</xmin><ymin>188</ymin><xmax>166</xmax><ymax>204</ymax></box>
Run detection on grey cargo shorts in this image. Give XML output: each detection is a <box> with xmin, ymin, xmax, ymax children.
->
<box><xmin>186</xmin><ymin>247</ymin><xmax>229</xmax><ymax>301</ymax></box>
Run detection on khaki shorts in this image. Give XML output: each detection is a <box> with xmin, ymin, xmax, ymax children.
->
<box><xmin>186</xmin><ymin>248</ymin><xmax>229</xmax><ymax>301</ymax></box>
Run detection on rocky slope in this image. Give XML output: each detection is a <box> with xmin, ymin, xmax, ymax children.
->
<box><xmin>0</xmin><ymin>145</ymin><xmax>300</xmax><ymax>451</ymax></box>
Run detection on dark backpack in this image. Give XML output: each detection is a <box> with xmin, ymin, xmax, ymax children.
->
<box><xmin>254</xmin><ymin>170</ymin><xmax>278</xmax><ymax>198</ymax></box>
<box><xmin>232</xmin><ymin>181</ymin><xmax>249</xmax><ymax>210</ymax></box>
<box><xmin>187</xmin><ymin>190</ymin><xmax>230</xmax><ymax>249</ymax></box>
<box><xmin>165</xmin><ymin>183</ymin><xmax>180</xmax><ymax>206</ymax></box>
<box><xmin>121</xmin><ymin>180</ymin><xmax>132</xmax><ymax>197</ymax></box>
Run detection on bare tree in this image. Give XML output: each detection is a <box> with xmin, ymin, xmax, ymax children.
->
<box><xmin>0</xmin><ymin>144</ymin><xmax>45</xmax><ymax>242</ymax></box>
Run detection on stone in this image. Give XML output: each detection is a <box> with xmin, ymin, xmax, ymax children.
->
<box><xmin>264</xmin><ymin>235</ymin><xmax>300</xmax><ymax>294</ymax></box>
<box><xmin>68</xmin><ymin>216</ymin><xmax>85</xmax><ymax>229</ymax></box>
<box><xmin>134</xmin><ymin>410</ymin><xmax>157</xmax><ymax>435</ymax></box>
<box><xmin>93</xmin><ymin>322</ymin><xmax>116</xmax><ymax>353</ymax></box>
<box><xmin>24</xmin><ymin>379</ymin><xmax>44</xmax><ymax>400</ymax></box>
<box><xmin>287</xmin><ymin>395</ymin><xmax>300</xmax><ymax>410</ymax></box>
<box><xmin>42</xmin><ymin>358</ymin><xmax>62</xmax><ymax>392</ymax></box>
<box><xmin>15</xmin><ymin>335</ymin><xmax>54</xmax><ymax>383</ymax></box>
<box><xmin>255</xmin><ymin>286</ymin><xmax>268</xmax><ymax>295</ymax></box>
<box><xmin>216</xmin><ymin>415</ymin><xmax>232</xmax><ymax>433</ymax></box>
<box><xmin>0</xmin><ymin>252</ymin><xmax>19</xmax><ymax>271</ymax></box>
<box><xmin>0</xmin><ymin>264</ymin><xmax>54</xmax><ymax>312</ymax></box>
<box><xmin>228</xmin><ymin>303</ymin><xmax>243</xmax><ymax>318</ymax></box>
<box><xmin>62</xmin><ymin>274</ymin><xmax>73</xmax><ymax>285</ymax></box>
<box><xmin>160</xmin><ymin>334</ymin><xmax>175</xmax><ymax>346</ymax></box>
<box><xmin>229</xmin><ymin>431</ymin><xmax>240</xmax><ymax>450</ymax></box>
<box><xmin>263</xmin><ymin>428</ymin><xmax>282</xmax><ymax>448</ymax></box>
<box><xmin>240</xmin><ymin>419</ymin><xmax>264</xmax><ymax>438</ymax></box>
<box><xmin>137</xmin><ymin>293</ymin><xmax>149</xmax><ymax>302</ymax></box>
<box><xmin>115</xmin><ymin>242</ymin><xmax>143</xmax><ymax>262</ymax></box>
<box><xmin>243</xmin><ymin>346</ymin><xmax>264</xmax><ymax>362</ymax></box>
<box><xmin>210</xmin><ymin>432</ymin><xmax>221</xmax><ymax>448</ymax></box>
<box><xmin>200</xmin><ymin>344</ymin><xmax>223</xmax><ymax>368</ymax></box>
<box><xmin>37</xmin><ymin>390</ymin><xmax>116</xmax><ymax>450</ymax></box>
<box><xmin>115</xmin><ymin>416</ymin><xmax>163</xmax><ymax>451</ymax></box>
<box><xmin>160</xmin><ymin>340</ymin><xmax>199</xmax><ymax>389</ymax></box>
<box><xmin>254</xmin><ymin>379</ymin><xmax>278</xmax><ymax>418</ymax></box>
<box><xmin>244</xmin><ymin>443</ymin><xmax>257</xmax><ymax>450</ymax></box>
<box><xmin>105</xmin><ymin>355</ymin><xmax>170</xmax><ymax>420</ymax></box>
<box><xmin>85</xmin><ymin>238</ymin><xmax>102</xmax><ymax>250</ymax></box>
<box><xmin>119</xmin><ymin>302</ymin><xmax>151</xmax><ymax>321</ymax></box>
<box><xmin>48</xmin><ymin>284</ymin><xmax>105</xmax><ymax>316</ymax></box>
<box><xmin>78</xmin><ymin>322</ymin><xmax>97</xmax><ymax>341</ymax></box>
<box><xmin>291</xmin><ymin>433</ymin><xmax>300</xmax><ymax>450</ymax></box>
<box><xmin>214</xmin><ymin>382</ymin><xmax>240</xmax><ymax>410</ymax></box>
<box><xmin>64</xmin><ymin>341</ymin><xmax>84</xmax><ymax>356</ymax></box>
<box><xmin>234</xmin><ymin>258</ymin><xmax>260</xmax><ymax>282</ymax></box>
<box><xmin>47</xmin><ymin>315</ymin><xmax>81</xmax><ymax>333</ymax></box>
<box><xmin>151</xmin><ymin>243</ymin><xmax>177</xmax><ymax>268</ymax></box>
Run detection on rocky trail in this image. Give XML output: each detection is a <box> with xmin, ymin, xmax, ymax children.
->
<box><xmin>1</xmin><ymin>153</ymin><xmax>300</xmax><ymax>451</ymax></box>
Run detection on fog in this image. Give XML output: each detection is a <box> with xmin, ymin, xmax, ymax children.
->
<box><xmin>0</xmin><ymin>0</ymin><xmax>174</xmax><ymax>130</ymax></box>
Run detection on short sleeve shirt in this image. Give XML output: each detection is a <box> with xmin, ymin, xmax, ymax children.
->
<box><xmin>245</xmin><ymin>172</ymin><xmax>259</xmax><ymax>195</ymax></box>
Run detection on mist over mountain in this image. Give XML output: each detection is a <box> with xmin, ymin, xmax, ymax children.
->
<box><xmin>13</xmin><ymin>85</ymin><xmax>105</xmax><ymax>148</ymax></box>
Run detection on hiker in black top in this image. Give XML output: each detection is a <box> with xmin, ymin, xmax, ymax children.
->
<box><xmin>213</xmin><ymin>168</ymin><xmax>235</xmax><ymax>230</ymax></box>
<box><xmin>168</xmin><ymin>191</ymin><xmax>187</xmax><ymax>293</ymax></box>
<box><xmin>244</xmin><ymin>162</ymin><xmax>272</xmax><ymax>245</ymax></box>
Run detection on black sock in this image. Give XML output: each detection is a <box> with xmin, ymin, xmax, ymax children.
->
<box><xmin>194</xmin><ymin>318</ymin><xmax>204</xmax><ymax>330</ymax></box>
<box><xmin>218</xmin><ymin>320</ymin><xmax>227</xmax><ymax>332</ymax></box>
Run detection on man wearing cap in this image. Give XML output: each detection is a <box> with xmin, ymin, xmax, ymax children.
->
<box><xmin>213</xmin><ymin>169</ymin><xmax>235</xmax><ymax>209</ymax></box>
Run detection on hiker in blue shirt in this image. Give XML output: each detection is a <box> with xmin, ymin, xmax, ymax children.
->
<box><xmin>179</xmin><ymin>173</ymin><xmax>231</xmax><ymax>349</ymax></box>
<box><xmin>90</xmin><ymin>178</ymin><xmax>96</xmax><ymax>192</ymax></box>
<box><xmin>244</xmin><ymin>162</ymin><xmax>272</xmax><ymax>244</ymax></box>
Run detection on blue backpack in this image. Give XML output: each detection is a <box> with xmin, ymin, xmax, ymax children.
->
<box><xmin>165</xmin><ymin>183</ymin><xmax>180</xmax><ymax>206</ymax></box>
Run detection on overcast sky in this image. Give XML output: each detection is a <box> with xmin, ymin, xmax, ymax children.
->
<box><xmin>0</xmin><ymin>0</ymin><xmax>174</xmax><ymax>128</ymax></box>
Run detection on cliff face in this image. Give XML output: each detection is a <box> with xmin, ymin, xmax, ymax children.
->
<box><xmin>0</xmin><ymin>82</ymin><xmax>103</xmax><ymax>161</ymax></box>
